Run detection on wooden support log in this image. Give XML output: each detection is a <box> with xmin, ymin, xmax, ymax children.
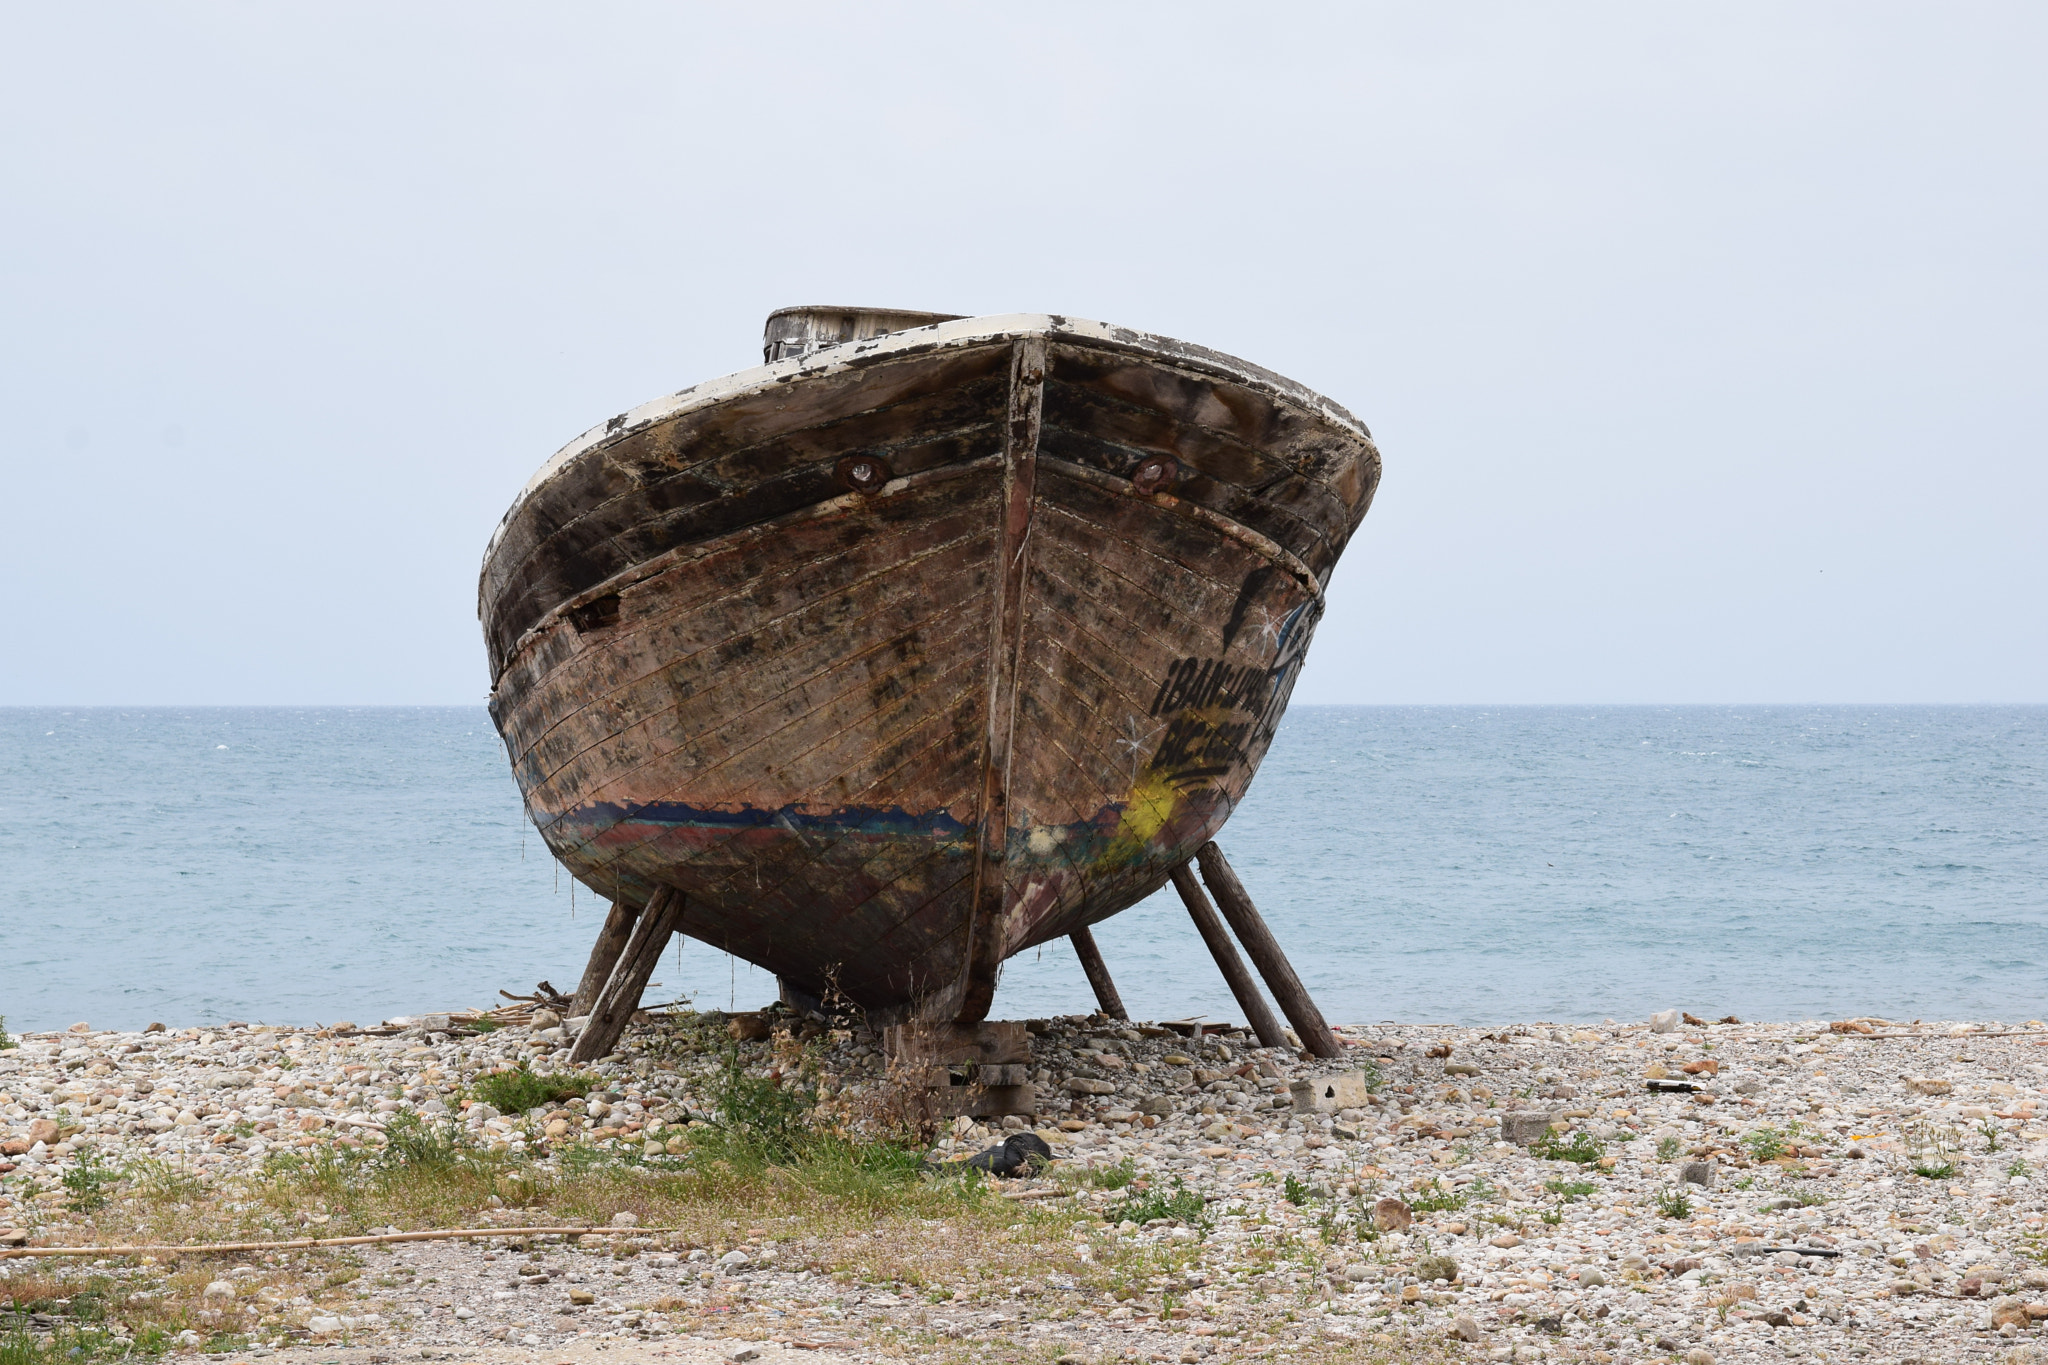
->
<box><xmin>1169</xmin><ymin>864</ymin><xmax>1287</xmax><ymax>1050</ymax></box>
<box><xmin>1069</xmin><ymin>926</ymin><xmax>1128</xmax><ymax>1020</ymax></box>
<box><xmin>883</xmin><ymin>1021</ymin><xmax>1036</xmax><ymax>1118</ymax></box>
<box><xmin>778</xmin><ymin>977</ymin><xmax>826</xmax><ymax>1018</ymax></box>
<box><xmin>570</xmin><ymin>886</ymin><xmax>684</xmax><ymax>1063</ymax></box>
<box><xmin>1194</xmin><ymin>842</ymin><xmax>1341</xmax><ymax>1059</ymax></box>
<box><xmin>568</xmin><ymin>898</ymin><xmax>642</xmax><ymax>1020</ymax></box>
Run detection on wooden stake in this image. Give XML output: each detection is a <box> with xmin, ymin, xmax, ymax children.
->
<box><xmin>568</xmin><ymin>897</ymin><xmax>642</xmax><ymax>1020</ymax></box>
<box><xmin>570</xmin><ymin>886</ymin><xmax>683</xmax><ymax>1063</ymax></box>
<box><xmin>1068</xmin><ymin>926</ymin><xmax>1128</xmax><ymax>1020</ymax></box>
<box><xmin>1194</xmin><ymin>842</ymin><xmax>1340</xmax><ymax>1058</ymax></box>
<box><xmin>1169</xmin><ymin>864</ymin><xmax>1287</xmax><ymax>1049</ymax></box>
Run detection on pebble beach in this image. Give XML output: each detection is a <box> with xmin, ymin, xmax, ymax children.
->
<box><xmin>6</xmin><ymin>1005</ymin><xmax>2048</xmax><ymax>1365</ymax></box>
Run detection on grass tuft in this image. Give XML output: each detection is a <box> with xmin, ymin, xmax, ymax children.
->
<box><xmin>1783</xmin><ymin>1180</ymin><xmax>1828</xmax><ymax>1207</ymax></box>
<box><xmin>1077</xmin><ymin>1158</ymin><xmax>1137</xmax><ymax>1190</ymax></box>
<box><xmin>469</xmin><ymin>1062</ymin><xmax>595</xmax><ymax>1115</ymax></box>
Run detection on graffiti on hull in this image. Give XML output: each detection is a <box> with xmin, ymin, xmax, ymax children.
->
<box><xmin>1143</xmin><ymin>598</ymin><xmax>1320</xmax><ymax>793</ymax></box>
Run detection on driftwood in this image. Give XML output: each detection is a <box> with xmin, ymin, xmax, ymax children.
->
<box><xmin>0</xmin><ymin>1225</ymin><xmax>670</xmax><ymax>1261</ymax></box>
<box><xmin>497</xmin><ymin>981</ymin><xmax>568</xmax><ymax>1008</ymax></box>
<box><xmin>569</xmin><ymin>898</ymin><xmax>643</xmax><ymax>1019</ymax></box>
<box><xmin>1831</xmin><ymin>1030</ymin><xmax>2045</xmax><ymax>1041</ymax></box>
<box><xmin>1069</xmin><ymin>927</ymin><xmax>1128</xmax><ymax>1020</ymax></box>
<box><xmin>570</xmin><ymin>887</ymin><xmax>684</xmax><ymax>1063</ymax></box>
<box><xmin>1195</xmin><ymin>843</ymin><xmax>1340</xmax><ymax>1058</ymax></box>
<box><xmin>1169</xmin><ymin>864</ymin><xmax>1287</xmax><ymax>1049</ymax></box>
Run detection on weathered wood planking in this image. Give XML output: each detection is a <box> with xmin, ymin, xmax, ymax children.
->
<box><xmin>481</xmin><ymin>313</ymin><xmax>1379</xmax><ymax>1024</ymax></box>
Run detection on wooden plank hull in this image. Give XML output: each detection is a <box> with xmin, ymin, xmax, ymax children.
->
<box><xmin>480</xmin><ymin>316</ymin><xmax>1380</xmax><ymax>1023</ymax></box>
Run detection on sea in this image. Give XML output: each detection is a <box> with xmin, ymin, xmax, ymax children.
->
<box><xmin>2</xmin><ymin>706</ymin><xmax>2042</xmax><ymax>1035</ymax></box>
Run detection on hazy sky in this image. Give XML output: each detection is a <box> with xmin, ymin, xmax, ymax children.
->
<box><xmin>4</xmin><ymin>4</ymin><xmax>2042</xmax><ymax>705</ymax></box>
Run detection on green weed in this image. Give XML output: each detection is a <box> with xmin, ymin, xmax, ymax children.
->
<box><xmin>374</xmin><ymin>1111</ymin><xmax>475</xmax><ymax>1175</ymax></box>
<box><xmin>1282</xmin><ymin>1174</ymin><xmax>1316</xmax><ymax>1206</ymax></box>
<box><xmin>1654</xmin><ymin>1189</ymin><xmax>1693</xmax><ymax>1219</ymax></box>
<box><xmin>1531</xmin><ymin>1130</ymin><xmax>1606</xmax><ymax>1165</ymax></box>
<box><xmin>0</xmin><ymin>1017</ymin><xmax>13</xmax><ymax>1051</ymax></box>
<box><xmin>1104</xmin><ymin>1177</ymin><xmax>1206</xmax><ymax>1228</ymax></box>
<box><xmin>695</xmin><ymin>1045</ymin><xmax>817</xmax><ymax>1164</ymax></box>
<box><xmin>1742</xmin><ymin>1127</ymin><xmax>1786</xmax><ymax>1162</ymax></box>
<box><xmin>1904</xmin><ymin>1120</ymin><xmax>1961</xmax><ymax>1181</ymax></box>
<box><xmin>1980</xmin><ymin>1119</ymin><xmax>2003</xmax><ymax>1153</ymax></box>
<box><xmin>3</xmin><ymin>1315</ymin><xmax>112</xmax><ymax>1365</ymax></box>
<box><xmin>1655</xmin><ymin>1136</ymin><xmax>1681</xmax><ymax>1161</ymax></box>
<box><xmin>60</xmin><ymin>1149</ymin><xmax>118</xmax><ymax>1212</ymax></box>
<box><xmin>1543</xmin><ymin>1179</ymin><xmax>1597</xmax><ymax>1203</ymax></box>
<box><xmin>1408</xmin><ymin>1179</ymin><xmax>1467</xmax><ymax>1213</ymax></box>
<box><xmin>469</xmin><ymin>1062</ymin><xmax>595</xmax><ymax>1115</ymax></box>
<box><xmin>2010</xmin><ymin>1157</ymin><xmax>2030</xmax><ymax>1179</ymax></box>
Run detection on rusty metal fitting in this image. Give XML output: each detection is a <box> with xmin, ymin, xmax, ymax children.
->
<box><xmin>1131</xmin><ymin>455</ymin><xmax>1178</xmax><ymax>495</ymax></box>
<box><xmin>836</xmin><ymin>453</ymin><xmax>892</xmax><ymax>493</ymax></box>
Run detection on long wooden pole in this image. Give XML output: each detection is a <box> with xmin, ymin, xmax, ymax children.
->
<box><xmin>0</xmin><ymin>1226</ymin><xmax>673</xmax><ymax>1261</ymax></box>
<box><xmin>1069</xmin><ymin>927</ymin><xmax>1128</xmax><ymax>1020</ymax></box>
<box><xmin>1194</xmin><ymin>843</ymin><xmax>1340</xmax><ymax>1058</ymax></box>
<box><xmin>568</xmin><ymin>898</ymin><xmax>642</xmax><ymax>1019</ymax></box>
<box><xmin>570</xmin><ymin>887</ymin><xmax>683</xmax><ymax>1063</ymax></box>
<box><xmin>1169</xmin><ymin>864</ymin><xmax>1287</xmax><ymax>1049</ymax></box>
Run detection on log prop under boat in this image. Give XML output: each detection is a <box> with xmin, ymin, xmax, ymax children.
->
<box><xmin>480</xmin><ymin>309</ymin><xmax>1381</xmax><ymax>1029</ymax></box>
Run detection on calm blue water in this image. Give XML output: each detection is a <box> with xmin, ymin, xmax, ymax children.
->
<box><xmin>2</xmin><ymin>706</ymin><xmax>2042</xmax><ymax>1034</ymax></box>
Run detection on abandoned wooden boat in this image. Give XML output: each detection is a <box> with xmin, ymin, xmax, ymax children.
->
<box><xmin>480</xmin><ymin>309</ymin><xmax>1381</xmax><ymax>1025</ymax></box>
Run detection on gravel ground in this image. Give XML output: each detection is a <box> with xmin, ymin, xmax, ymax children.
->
<box><xmin>6</xmin><ymin>1005</ymin><xmax>2048</xmax><ymax>1365</ymax></box>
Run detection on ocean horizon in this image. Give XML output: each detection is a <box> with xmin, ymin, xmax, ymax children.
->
<box><xmin>2</xmin><ymin>703</ymin><xmax>2041</xmax><ymax>1035</ymax></box>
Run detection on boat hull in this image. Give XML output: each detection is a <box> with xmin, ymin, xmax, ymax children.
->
<box><xmin>481</xmin><ymin>316</ymin><xmax>1379</xmax><ymax>1022</ymax></box>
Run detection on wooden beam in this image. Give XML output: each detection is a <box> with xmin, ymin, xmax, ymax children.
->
<box><xmin>884</xmin><ymin>1021</ymin><xmax>1030</xmax><ymax>1066</ymax></box>
<box><xmin>570</xmin><ymin>886</ymin><xmax>684</xmax><ymax>1063</ymax></box>
<box><xmin>568</xmin><ymin>898</ymin><xmax>642</xmax><ymax>1020</ymax></box>
<box><xmin>1194</xmin><ymin>843</ymin><xmax>1341</xmax><ymax>1058</ymax></box>
<box><xmin>1069</xmin><ymin>927</ymin><xmax>1128</xmax><ymax>1020</ymax></box>
<box><xmin>1169</xmin><ymin>864</ymin><xmax>1287</xmax><ymax>1049</ymax></box>
<box><xmin>957</xmin><ymin>335</ymin><xmax>1048</xmax><ymax>1024</ymax></box>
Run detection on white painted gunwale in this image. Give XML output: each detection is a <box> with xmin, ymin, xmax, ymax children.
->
<box><xmin>479</xmin><ymin>314</ymin><xmax>1373</xmax><ymax>589</ymax></box>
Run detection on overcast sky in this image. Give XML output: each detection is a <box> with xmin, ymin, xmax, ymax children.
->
<box><xmin>4</xmin><ymin>4</ymin><xmax>2042</xmax><ymax>705</ymax></box>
